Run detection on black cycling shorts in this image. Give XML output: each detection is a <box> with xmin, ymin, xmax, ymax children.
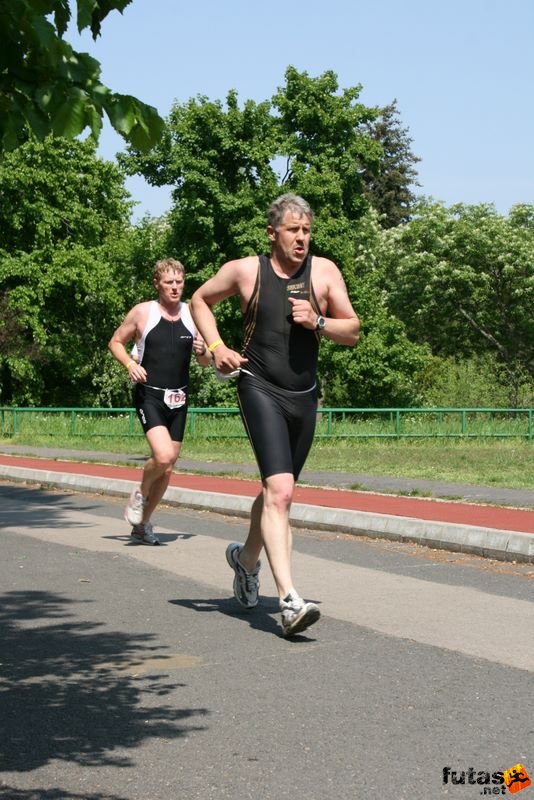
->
<box><xmin>134</xmin><ymin>384</ymin><xmax>188</xmax><ymax>443</ymax></box>
<box><xmin>237</xmin><ymin>373</ymin><xmax>317</xmax><ymax>480</ymax></box>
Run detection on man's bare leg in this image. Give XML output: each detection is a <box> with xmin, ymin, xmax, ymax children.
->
<box><xmin>140</xmin><ymin>426</ymin><xmax>181</xmax><ymax>522</ymax></box>
<box><xmin>238</xmin><ymin>493</ymin><xmax>264</xmax><ymax>568</ymax></box>
<box><xmin>240</xmin><ymin>474</ymin><xmax>298</xmax><ymax>596</ymax></box>
<box><xmin>228</xmin><ymin>473</ymin><xmax>319</xmax><ymax>633</ymax></box>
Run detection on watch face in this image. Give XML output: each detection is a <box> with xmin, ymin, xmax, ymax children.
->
<box><xmin>317</xmin><ymin>316</ymin><xmax>326</xmax><ymax>330</ymax></box>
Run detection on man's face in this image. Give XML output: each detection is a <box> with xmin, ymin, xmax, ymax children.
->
<box><xmin>155</xmin><ymin>269</ymin><xmax>185</xmax><ymax>303</ymax></box>
<box><xmin>269</xmin><ymin>210</ymin><xmax>312</xmax><ymax>267</ymax></box>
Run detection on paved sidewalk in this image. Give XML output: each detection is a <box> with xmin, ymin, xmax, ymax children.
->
<box><xmin>0</xmin><ymin>445</ymin><xmax>533</xmax><ymax>563</ymax></box>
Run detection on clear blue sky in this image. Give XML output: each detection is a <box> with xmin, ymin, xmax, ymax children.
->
<box><xmin>72</xmin><ymin>0</ymin><xmax>534</xmax><ymax>220</ymax></box>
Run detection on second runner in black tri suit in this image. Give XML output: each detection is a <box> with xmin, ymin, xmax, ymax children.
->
<box><xmin>109</xmin><ymin>259</ymin><xmax>211</xmax><ymax>545</ymax></box>
<box><xmin>134</xmin><ymin>299</ymin><xmax>198</xmax><ymax>443</ymax></box>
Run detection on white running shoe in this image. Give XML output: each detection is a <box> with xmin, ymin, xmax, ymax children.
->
<box><xmin>280</xmin><ymin>592</ymin><xmax>320</xmax><ymax>637</ymax></box>
<box><xmin>124</xmin><ymin>487</ymin><xmax>145</xmax><ymax>526</ymax></box>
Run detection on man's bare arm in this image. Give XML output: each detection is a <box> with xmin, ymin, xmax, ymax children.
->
<box><xmin>290</xmin><ymin>259</ymin><xmax>360</xmax><ymax>345</ymax></box>
<box><xmin>190</xmin><ymin>261</ymin><xmax>250</xmax><ymax>372</ymax></box>
<box><xmin>321</xmin><ymin>266</ymin><xmax>360</xmax><ymax>345</ymax></box>
<box><xmin>108</xmin><ymin>304</ymin><xmax>147</xmax><ymax>383</ymax></box>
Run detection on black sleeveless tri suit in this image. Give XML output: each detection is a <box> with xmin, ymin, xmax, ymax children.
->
<box><xmin>237</xmin><ymin>254</ymin><xmax>322</xmax><ymax>479</ymax></box>
<box><xmin>134</xmin><ymin>301</ymin><xmax>197</xmax><ymax>442</ymax></box>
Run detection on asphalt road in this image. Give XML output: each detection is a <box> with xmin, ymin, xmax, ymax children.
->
<box><xmin>1</xmin><ymin>482</ymin><xmax>532</xmax><ymax>800</ymax></box>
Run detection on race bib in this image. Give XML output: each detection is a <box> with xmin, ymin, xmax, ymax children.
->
<box><xmin>163</xmin><ymin>388</ymin><xmax>186</xmax><ymax>409</ymax></box>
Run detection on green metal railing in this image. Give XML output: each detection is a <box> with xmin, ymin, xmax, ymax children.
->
<box><xmin>0</xmin><ymin>406</ymin><xmax>533</xmax><ymax>439</ymax></box>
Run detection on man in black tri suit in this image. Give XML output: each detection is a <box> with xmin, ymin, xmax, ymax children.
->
<box><xmin>109</xmin><ymin>259</ymin><xmax>211</xmax><ymax>544</ymax></box>
<box><xmin>191</xmin><ymin>195</ymin><xmax>360</xmax><ymax>636</ymax></box>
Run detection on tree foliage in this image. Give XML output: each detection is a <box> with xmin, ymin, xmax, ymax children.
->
<box><xmin>0</xmin><ymin>137</ymin><xmax>135</xmax><ymax>405</ymax></box>
<box><xmin>0</xmin><ymin>0</ymin><xmax>163</xmax><ymax>152</ymax></box>
<box><xmin>0</xmin><ymin>136</ymin><xmax>131</xmax><ymax>251</ymax></box>
<box><xmin>382</xmin><ymin>201</ymin><xmax>534</xmax><ymax>404</ymax></box>
<box><xmin>272</xmin><ymin>67</ymin><xmax>381</xmax><ymax>228</ymax></box>
<box><xmin>124</xmin><ymin>90</ymin><xmax>279</xmax><ymax>277</ymax></box>
<box><xmin>418</xmin><ymin>354</ymin><xmax>533</xmax><ymax>408</ymax></box>
<box><xmin>360</xmin><ymin>100</ymin><xmax>420</xmax><ymax>228</ymax></box>
<box><xmin>317</xmin><ymin>209</ymin><xmax>433</xmax><ymax>408</ymax></box>
<box><xmin>121</xmin><ymin>67</ymin><xmax>383</xmax><ymax>273</ymax></box>
<box><xmin>0</xmin><ymin>246</ymin><xmax>126</xmax><ymax>405</ymax></box>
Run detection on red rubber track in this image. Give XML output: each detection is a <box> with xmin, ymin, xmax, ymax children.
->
<box><xmin>1</xmin><ymin>454</ymin><xmax>533</xmax><ymax>535</ymax></box>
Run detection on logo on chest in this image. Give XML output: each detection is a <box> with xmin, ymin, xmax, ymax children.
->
<box><xmin>287</xmin><ymin>281</ymin><xmax>308</xmax><ymax>299</ymax></box>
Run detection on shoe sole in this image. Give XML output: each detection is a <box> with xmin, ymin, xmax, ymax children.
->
<box><xmin>283</xmin><ymin>605</ymin><xmax>321</xmax><ymax>637</ymax></box>
<box><xmin>225</xmin><ymin>543</ymin><xmax>258</xmax><ymax>609</ymax></box>
<box><xmin>130</xmin><ymin>535</ymin><xmax>160</xmax><ymax>546</ymax></box>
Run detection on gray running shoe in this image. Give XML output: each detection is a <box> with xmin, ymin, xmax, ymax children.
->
<box><xmin>280</xmin><ymin>592</ymin><xmax>320</xmax><ymax>637</ymax></box>
<box><xmin>225</xmin><ymin>542</ymin><xmax>261</xmax><ymax>608</ymax></box>
<box><xmin>130</xmin><ymin>522</ymin><xmax>160</xmax><ymax>545</ymax></box>
<box><xmin>125</xmin><ymin>487</ymin><xmax>145</xmax><ymax>526</ymax></box>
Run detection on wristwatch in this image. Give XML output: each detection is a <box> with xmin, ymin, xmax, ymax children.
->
<box><xmin>315</xmin><ymin>315</ymin><xmax>326</xmax><ymax>331</ymax></box>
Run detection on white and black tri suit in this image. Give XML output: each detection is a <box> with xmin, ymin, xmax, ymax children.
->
<box><xmin>134</xmin><ymin>301</ymin><xmax>197</xmax><ymax>442</ymax></box>
<box><xmin>238</xmin><ymin>253</ymin><xmax>322</xmax><ymax>480</ymax></box>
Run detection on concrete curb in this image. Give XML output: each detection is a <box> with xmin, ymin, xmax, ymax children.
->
<box><xmin>2</xmin><ymin>463</ymin><xmax>533</xmax><ymax>564</ymax></box>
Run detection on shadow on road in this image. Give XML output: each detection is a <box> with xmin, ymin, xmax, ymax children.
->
<box><xmin>0</xmin><ymin>484</ymin><xmax>105</xmax><ymax>532</ymax></box>
<box><xmin>169</xmin><ymin>596</ymin><xmax>320</xmax><ymax>643</ymax></box>
<box><xmin>0</xmin><ymin>590</ymin><xmax>209</xmax><ymax>778</ymax></box>
<box><xmin>170</xmin><ymin>595</ymin><xmax>280</xmax><ymax>636</ymax></box>
<box><xmin>0</xmin><ymin>788</ymin><xmax>131</xmax><ymax>800</ymax></box>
